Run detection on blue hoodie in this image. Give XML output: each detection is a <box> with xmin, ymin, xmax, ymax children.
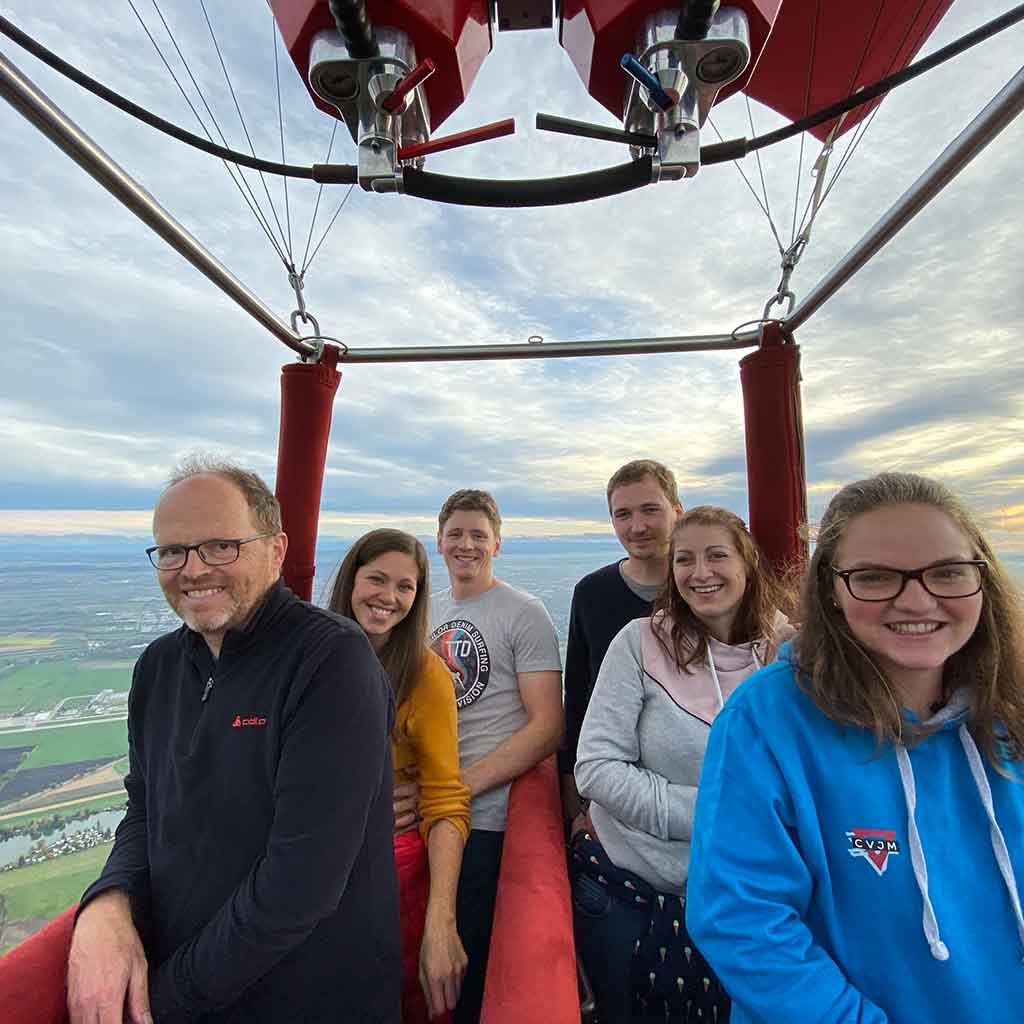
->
<box><xmin>686</xmin><ymin>644</ymin><xmax>1024</xmax><ymax>1023</ymax></box>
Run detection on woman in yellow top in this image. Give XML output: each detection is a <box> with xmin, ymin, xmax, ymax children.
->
<box><xmin>329</xmin><ymin>529</ymin><xmax>470</xmax><ymax>1022</ymax></box>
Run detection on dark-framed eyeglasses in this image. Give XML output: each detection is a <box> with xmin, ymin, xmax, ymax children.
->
<box><xmin>146</xmin><ymin>534</ymin><xmax>274</xmax><ymax>571</ymax></box>
<box><xmin>831</xmin><ymin>561</ymin><xmax>987</xmax><ymax>602</ymax></box>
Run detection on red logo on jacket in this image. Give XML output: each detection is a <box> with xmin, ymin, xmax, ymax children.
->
<box><xmin>231</xmin><ymin>714</ymin><xmax>267</xmax><ymax>728</ymax></box>
<box><xmin>846</xmin><ymin>828</ymin><xmax>901</xmax><ymax>876</ymax></box>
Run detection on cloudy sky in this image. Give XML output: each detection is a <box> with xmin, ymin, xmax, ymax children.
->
<box><xmin>0</xmin><ymin>1</ymin><xmax>1021</xmax><ymax>548</ymax></box>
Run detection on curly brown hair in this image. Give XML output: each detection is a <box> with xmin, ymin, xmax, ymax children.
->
<box><xmin>327</xmin><ymin>529</ymin><xmax>430</xmax><ymax>711</ymax></box>
<box><xmin>794</xmin><ymin>472</ymin><xmax>1024</xmax><ymax>768</ymax></box>
<box><xmin>653</xmin><ymin>505</ymin><xmax>790</xmax><ymax>672</ymax></box>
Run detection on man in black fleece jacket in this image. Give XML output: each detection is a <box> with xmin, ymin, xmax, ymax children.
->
<box><xmin>67</xmin><ymin>460</ymin><xmax>400</xmax><ymax>1023</ymax></box>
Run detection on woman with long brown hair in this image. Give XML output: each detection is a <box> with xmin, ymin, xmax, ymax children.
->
<box><xmin>687</xmin><ymin>472</ymin><xmax>1024</xmax><ymax>1023</ymax></box>
<box><xmin>572</xmin><ymin>506</ymin><xmax>793</xmax><ymax>1022</ymax></box>
<box><xmin>329</xmin><ymin>529</ymin><xmax>469</xmax><ymax>1022</ymax></box>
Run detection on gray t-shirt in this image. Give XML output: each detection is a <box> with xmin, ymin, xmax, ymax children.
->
<box><xmin>429</xmin><ymin>580</ymin><xmax>562</xmax><ymax>831</ymax></box>
<box><xmin>619</xmin><ymin>561</ymin><xmax>664</xmax><ymax>604</ymax></box>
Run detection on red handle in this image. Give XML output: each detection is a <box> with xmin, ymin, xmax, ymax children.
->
<box><xmin>397</xmin><ymin>118</ymin><xmax>515</xmax><ymax>161</ymax></box>
<box><xmin>381</xmin><ymin>58</ymin><xmax>436</xmax><ymax>114</ymax></box>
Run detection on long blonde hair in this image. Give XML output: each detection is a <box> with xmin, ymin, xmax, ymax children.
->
<box><xmin>795</xmin><ymin>472</ymin><xmax>1024</xmax><ymax>766</ymax></box>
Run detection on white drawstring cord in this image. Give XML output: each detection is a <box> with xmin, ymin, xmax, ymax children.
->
<box><xmin>895</xmin><ymin>744</ymin><xmax>950</xmax><ymax>961</ymax></box>
<box><xmin>958</xmin><ymin>725</ymin><xmax>1024</xmax><ymax>962</ymax></box>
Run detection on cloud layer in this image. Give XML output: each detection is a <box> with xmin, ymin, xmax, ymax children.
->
<box><xmin>0</xmin><ymin>1</ymin><xmax>1021</xmax><ymax>549</ymax></box>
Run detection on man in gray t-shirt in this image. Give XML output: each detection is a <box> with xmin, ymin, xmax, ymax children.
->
<box><xmin>428</xmin><ymin>489</ymin><xmax>562</xmax><ymax>1024</ymax></box>
<box><xmin>430</xmin><ymin>579</ymin><xmax>561</xmax><ymax>831</ymax></box>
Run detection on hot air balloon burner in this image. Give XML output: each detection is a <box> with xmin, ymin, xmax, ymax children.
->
<box><xmin>308</xmin><ymin>26</ymin><xmax>431</xmax><ymax>190</ymax></box>
<box><xmin>623</xmin><ymin>6</ymin><xmax>750</xmax><ymax>178</ymax></box>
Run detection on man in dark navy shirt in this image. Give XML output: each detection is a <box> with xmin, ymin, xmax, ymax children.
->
<box><xmin>559</xmin><ymin>460</ymin><xmax>682</xmax><ymax>838</ymax></box>
<box><xmin>67</xmin><ymin>458</ymin><xmax>399</xmax><ymax>1024</ymax></box>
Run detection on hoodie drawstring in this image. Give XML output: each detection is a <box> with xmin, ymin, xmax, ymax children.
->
<box><xmin>706</xmin><ymin>642</ymin><xmax>762</xmax><ymax>713</ymax></box>
<box><xmin>897</xmin><ymin>728</ymin><xmax>1024</xmax><ymax>964</ymax></box>
<box><xmin>895</xmin><ymin>745</ymin><xmax>950</xmax><ymax>962</ymax></box>
<box><xmin>706</xmin><ymin>649</ymin><xmax>725</xmax><ymax>712</ymax></box>
<box><xmin>958</xmin><ymin>725</ymin><xmax>1024</xmax><ymax>961</ymax></box>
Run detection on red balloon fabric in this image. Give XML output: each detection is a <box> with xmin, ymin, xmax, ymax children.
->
<box><xmin>747</xmin><ymin>0</ymin><xmax>956</xmax><ymax>141</ymax></box>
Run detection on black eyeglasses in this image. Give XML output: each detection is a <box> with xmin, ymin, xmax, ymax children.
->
<box><xmin>146</xmin><ymin>534</ymin><xmax>273</xmax><ymax>571</ymax></box>
<box><xmin>831</xmin><ymin>561</ymin><xmax>987</xmax><ymax>602</ymax></box>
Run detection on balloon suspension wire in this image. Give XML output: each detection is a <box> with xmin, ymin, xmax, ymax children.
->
<box><xmin>125</xmin><ymin>0</ymin><xmax>289</xmax><ymax>265</ymax></box>
<box><xmin>708</xmin><ymin>113</ymin><xmax>785</xmax><ymax>255</ymax></box>
<box><xmin>271</xmin><ymin>9</ymin><xmax>293</xmax><ymax>260</ymax></box>
<box><xmin>300</xmin><ymin>120</ymin><xmax>339</xmax><ymax>274</ymax></box>
<box><xmin>197</xmin><ymin>0</ymin><xmax>292</xmax><ymax>262</ymax></box>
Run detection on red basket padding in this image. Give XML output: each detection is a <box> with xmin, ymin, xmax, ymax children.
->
<box><xmin>481</xmin><ymin>756</ymin><xmax>578</xmax><ymax>1023</ymax></box>
<box><xmin>739</xmin><ymin>324</ymin><xmax>807</xmax><ymax>576</ymax></box>
<box><xmin>0</xmin><ymin>903</ymin><xmax>75</xmax><ymax>1024</ymax></box>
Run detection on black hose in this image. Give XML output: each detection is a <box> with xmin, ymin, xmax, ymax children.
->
<box><xmin>328</xmin><ymin>0</ymin><xmax>378</xmax><ymax>59</ymax></box>
<box><xmin>2</xmin><ymin>3</ymin><xmax>1023</xmax><ymax>197</ymax></box>
<box><xmin>401</xmin><ymin>159</ymin><xmax>654</xmax><ymax>207</ymax></box>
<box><xmin>0</xmin><ymin>13</ymin><xmax>324</xmax><ymax>180</ymax></box>
<box><xmin>676</xmin><ymin>0</ymin><xmax>720</xmax><ymax>41</ymax></box>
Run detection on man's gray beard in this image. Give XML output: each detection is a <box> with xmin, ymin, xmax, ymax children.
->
<box><xmin>180</xmin><ymin>605</ymin><xmax>235</xmax><ymax>635</ymax></box>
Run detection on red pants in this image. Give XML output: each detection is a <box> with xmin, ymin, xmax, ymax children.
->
<box><xmin>395</xmin><ymin>831</ymin><xmax>452</xmax><ymax>1024</ymax></box>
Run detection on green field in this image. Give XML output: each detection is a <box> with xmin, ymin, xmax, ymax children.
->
<box><xmin>0</xmin><ymin>720</ymin><xmax>128</xmax><ymax>771</ymax></box>
<box><xmin>0</xmin><ymin>661</ymin><xmax>134</xmax><ymax>715</ymax></box>
<box><xmin>0</xmin><ymin>842</ymin><xmax>111</xmax><ymax>952</ymax></box>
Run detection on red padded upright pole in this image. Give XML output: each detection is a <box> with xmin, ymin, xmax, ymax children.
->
<box><xmin>481</xmin><ymin>756</ymin><xmax>578</xmax><ymax>1024</ymax></box>
<box><xmin>739</xmin><ymin>322</ymin><xmax>808</xmax><ymax>576</ymax></box>
<box><xmin>275</xmin><ymin>349</ymin><xmax>342</xmax><ymax>601</ymax></box>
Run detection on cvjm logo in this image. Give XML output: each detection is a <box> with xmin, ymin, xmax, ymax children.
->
<box><xmin>846</xmin><ymin>828</ymin><xmax>901</xmax><ymax>876</ymax></box>
<box><xmin>232</xmin><ymin>715</ymin><xmax>267</xmax><ymax>728</ymax></box>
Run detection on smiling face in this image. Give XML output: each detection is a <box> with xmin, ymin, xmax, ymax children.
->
<box><xmin>609</xmin><ymin>476</ymin><xmax>681</xmax><ymax>563</ymax></box>
<box><xmin>350</xmin><ymin>550</ymin><xmax>419</xmax><ymax>652</ymax></box>
<box><xmin>833</xmin><ymin>503</ymin><xmax>983</xmax><ymax>704</ymax></box>
<box><xmin>672</xmin><ymin>522</ymin><xmax>749</xmax><ymax>641</ymax></box>
<box><xmin>152</xmin><ymin>473</ymin><xmax>286</xmax><ymax>656</ymax></box>
<box><xmin>437</xmin><ymin>510</ymin><xmax>500</xmax><ymax>597</ymax></box>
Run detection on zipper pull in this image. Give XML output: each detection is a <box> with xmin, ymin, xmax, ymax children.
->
<box><xmin>201</xmin><ymin>677</ymin><xmax>214</xmax><ymax>703</ymax></box>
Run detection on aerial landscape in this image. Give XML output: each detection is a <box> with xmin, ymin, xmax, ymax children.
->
<box><xmin>0</xmin><ymin>0</ymin><xmax>1022</xmax><ymax>982</ymax></box>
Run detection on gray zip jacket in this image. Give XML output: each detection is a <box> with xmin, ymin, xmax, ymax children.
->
<box><xmin>575</xmin><ymin>612</ymin><xmax>792</xmax><ymax>893</ymax></box>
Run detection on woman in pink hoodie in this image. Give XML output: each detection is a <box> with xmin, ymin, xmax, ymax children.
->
<box><xmin>573</xmin><ymin>506</ymin><xmax>793</xmax><ymax>1023</ymax></box>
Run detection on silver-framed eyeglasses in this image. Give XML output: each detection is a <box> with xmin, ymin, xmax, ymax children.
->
<box><xmin>831</xmin><ymin>561</ymin><xmax>987</xmax><ymax>602</ymax></box>
<box><xmin>146</xmin><ymin>534</ymin><xmax>274</xmax><ymax>571</ymax></box>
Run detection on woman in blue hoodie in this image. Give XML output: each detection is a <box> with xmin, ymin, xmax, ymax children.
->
<box><xmin>686</xmin><ymin>472</ymin><xmax>1024</xmax><ymax>1023</ymax></box>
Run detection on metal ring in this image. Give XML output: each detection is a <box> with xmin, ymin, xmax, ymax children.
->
<box><xmin>762</xmin><ymin>290</ymin><xmax>796</xmax><ymax>321</ymax></box>
<box><xmin>290</xmin><ymin>309</ymin><xmax>320</xmax><ymax>337</ymax></box>
<box><xmin>295</xmin><ymin>335</ymin><xmax>349</xmax><ymax>356</ymax></box>
<box><xmin>731</xmin><ymin>317</ymin><xmax>775</xmax><ymax>341</ymax></box>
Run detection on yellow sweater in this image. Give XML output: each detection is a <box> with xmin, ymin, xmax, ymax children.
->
<box><xmin>392</xmin><ymin>648</ymin><xmax>471</xmax><ymax>842</ymax></box>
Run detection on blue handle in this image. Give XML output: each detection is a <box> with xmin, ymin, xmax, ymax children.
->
<box><xmin>620</xmin><ymin>53</ymin><xmax>675</xmax><ymax>111</ymax></box>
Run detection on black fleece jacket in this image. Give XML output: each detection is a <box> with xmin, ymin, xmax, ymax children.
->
<box><xmin>80</xmin><ymin>581</ymin><xmax>400</xmax><ymax>1023</ymax></box>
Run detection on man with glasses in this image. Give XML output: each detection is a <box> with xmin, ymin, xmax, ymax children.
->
<box><xmin>67</xmin><ymin>457</ymin><xmax>400</xmax><ymax>1024</ymax></box>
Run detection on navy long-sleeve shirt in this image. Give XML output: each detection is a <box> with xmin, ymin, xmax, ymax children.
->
<box><xmin>80</xmin><ymin>581</ymin><xmax>400</xmax><ymax>1023</ymax></box>
<box><xmin>559</xmin><ymin>561</ymin><xmax>653</xmax><ymax>776</ymax></box>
